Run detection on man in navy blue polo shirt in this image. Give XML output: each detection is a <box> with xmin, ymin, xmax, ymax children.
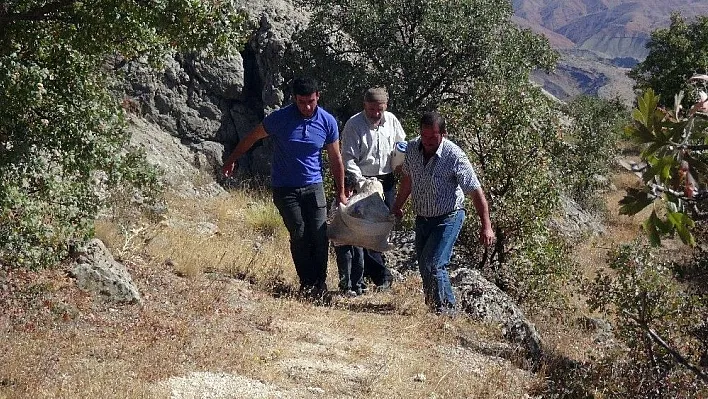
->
<box><xmin>222</xmin><ymin>77</ymin><xmax>346</xmax><ymax>298</ymax></box>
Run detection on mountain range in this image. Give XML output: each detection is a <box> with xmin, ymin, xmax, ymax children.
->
<box><xmin>512</xmin><ymin>0</ymin><xmax>708</xmax><ymax>103</ymax></box>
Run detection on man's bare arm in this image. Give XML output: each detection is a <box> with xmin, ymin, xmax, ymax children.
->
<box><xmin>468</xmin><ymin>188</ymin><xmax>495</xmax><ymax>246</ymax></box>
<box><xmin>325</xmin><ymin>140</ymin><xmax>347</xmax><ymax>205</ymax></box>
<box><xmin>391</xmin><ymin>172</ymin><xmax>412</xmax><ymax>218</ymax></box>
<box><xmin>221</xmin><ymin>124</ymin><xmax>268</xmax><ymax>177</ymax></box>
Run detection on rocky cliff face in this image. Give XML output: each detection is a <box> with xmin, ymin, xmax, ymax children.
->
<box><xmin>123</xmin><ymin>0</ymin><xmax>706</xmax><ymax>183</ymax></box>
<box><xmin>121</xmin><ymin>0</ymin><xmax>308</xmax><ymax>184</ymax></box>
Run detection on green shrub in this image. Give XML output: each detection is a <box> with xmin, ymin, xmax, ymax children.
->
<box><xmin>0</xmin><ymin>1</ymin><xmax>247</xmax><ymax>269</ymax></box>
<box><xmin>446</xmin><ymin>81</ymin><xmax>572</xmax><ymax>307</ymax></box>
<box><xmin>552</xmin><ymin>95</ymin><xmax>628</xmax><ymax>213</ymax></box>
<box><xmin>581</xmin><ymin>243</ymin><xmax>707</xmax><ymax>397</ymax></box>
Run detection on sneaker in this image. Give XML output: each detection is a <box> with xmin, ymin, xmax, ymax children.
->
<box><xmin>342</xmin><ymin>289</ymin><xmax>358</xmax><ymax>297</ymax></box>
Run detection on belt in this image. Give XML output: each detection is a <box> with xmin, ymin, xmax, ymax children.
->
<box><xmin>416</xmin><ymin>209</ymin><xmax>464</xmax><ymax>221</ymax></box>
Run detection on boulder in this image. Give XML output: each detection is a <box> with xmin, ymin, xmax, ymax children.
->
<box><xmin>128</xmin><ymin>116</ymin><xmax>226</xmax><ymax>198</ymax></box>
<box><xmin>450</xmin><ymin>268</ymin><xmax>543</xmax><ymax>361</ymax></box>
<box><xmin>550</xmin><ymin>195</ymin><xmax>605</xmax><ymax>242</ymax></box>
<box><xmin>70</xmin><ymin>239</ymin><xmax>142</xmax><ymax>304</ymax></box>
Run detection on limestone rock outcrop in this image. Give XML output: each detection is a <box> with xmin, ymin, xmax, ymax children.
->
<box><xmin>70</xmin><ymin>239</ymin><xmax>142</xmax><ymax>304</ymax></box>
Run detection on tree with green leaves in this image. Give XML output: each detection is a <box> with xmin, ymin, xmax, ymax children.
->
<box><xmin>630</xmin><ymin>13</ymin><xmax>708</xmax><ymax>108</ymax></box>
<box><xmin>0</xmin><ymin>1</ymin><xmax>248</xmax><ymax>269</ymax></box>
<box><xmin>556</xmin><ymin>95</ymin><xmax>629</xmax><ymax>212</ymax></box>
<box><xmin>620</xmin><ymin>83</ymin><xmax>708</xmax><ymax>246</ymax></box>
<box><xmin>444</xmin><ymin>80</ymin><xmax>571</xmax><ymax>305</ymax></box>
<box><xmin>288</xmin><ymin>0</ymin><xmax>577</xmax><ymax>305</ymax></box>
<box><xmin>289</xmin><ymin>0</ymin><xmax>557</xmax><ymax>117</ymax></box>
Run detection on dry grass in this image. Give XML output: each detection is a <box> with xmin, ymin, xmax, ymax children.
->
<box><xmin>571</xmin><ymin>170</ymin><xmax>649</xmax><ymax>281</ymax></box>
<box><xmin>6</xmin><ymin>168</ymin><xmax>689</xmax><ymax>398</ymax></box>
<box><xmin>1</xmin><ymin>188</ymin><xmax>535</xmax><ymax>398</ymax></box>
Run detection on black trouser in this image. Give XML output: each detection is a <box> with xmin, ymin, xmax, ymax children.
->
<box><xmin>363</xmin><ymin>173</ymin><xmax>394</xmax><ymax>286</ymax></box>
<box><xmin>335</xmin><ymin>245</ymin><xmax>364</xmax><ymax>292</ymax></box>
<box><xmin>272</xmin><ymin>183</ymin><xmax>328</xmax><ymax>290</ymax></box>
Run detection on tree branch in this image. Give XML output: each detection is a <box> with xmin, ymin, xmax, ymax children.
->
<box><xmin>0</xmin><ymin>0</ymin><xmax>75</xmax><ymax>26</ymax></box>
<box><xmin>685</xmin><ymin>144</ymin><xmax>708</xmax><ymax>152</ymax></box>
<box><xmin>647</xmin><ymin>327</ymin><xmax>708</xmax><ymax>383</ymax></box>
<box><xmin>647</xmin><ymin>181</ymin><xmax>708</xmax><ymax>203</ymax></box>
<box><xmin>622</xmin><ymin>309</ymin><xmax>708</xmax><ymax>383</ymax></box>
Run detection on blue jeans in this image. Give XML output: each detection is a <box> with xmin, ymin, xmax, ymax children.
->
<box><xmin>272</xmin><ymin>183</ymin><xmax>328</xmax><ymax>290</ymax></box>
<box><xmin>414</xmin><ymin>210</ymin><xmax>465</xmax><ymax>312</ymax></box>
<box><xmin>335</xmin><ymin>245</ymin><xmax>364</xmax><ymax>293</ymax></box>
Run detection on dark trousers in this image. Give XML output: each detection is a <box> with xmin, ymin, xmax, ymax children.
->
<box><xmin>335</xmin><ymin>245</ymin><xmax>364</xmax><ymax>292</ymax></box>
<box><xmin>363</xmin><ymin>173</ymin><xmax>394</xmax><ymax>286</ymax></box>
<box><xmin>272</xmin><ymin>183</ymin><xmax>328</xmax><ymax>290</ymax></box>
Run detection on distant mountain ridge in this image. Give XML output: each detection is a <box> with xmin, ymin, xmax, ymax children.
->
<box><xmin>512</xmin><ymin>0</ymin><xmax>708</xmax><ymax>103</ymax></box>
<box><xmin>513</xmin><ymin>0</ymin><xmax>708</xmax><ymax>61</ymax></box>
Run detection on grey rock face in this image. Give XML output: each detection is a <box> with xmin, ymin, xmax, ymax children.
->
<box><xmin>70</xmin><ymin>239</ymin><xmax>142</xmax><ymax>304</ymax></box>
<box><xmin>237</xmin><ymin>0</ymin><xmax>310</xmax><ymax>111</ymax></box>
<box><xmin>120</xmin><ymin>0</ymin><xmax>311</xmax><ymax>180</ymax></box>
<box><xmin>450</xmin><ymin>268</ymin><xmax>544</xmax><ymax>361</ymax></box>
<box><xmin>187</xmin><ymin>54</ymin><xmax>245</xmax><ymax>99</ymax></box>
<box><xmin>123</xmin><ymin>55</ymin><xmax>240</xmax><ymax>143</ymax></box>
<box><xmin>550</xmin><ymin>195</ymin><xmax>605</xmax><ymax>242</ymax></box>
<box><xmin>128</xmin><ymin>116</ymin><xmax>226</xmax><ymax>199</ymax></box>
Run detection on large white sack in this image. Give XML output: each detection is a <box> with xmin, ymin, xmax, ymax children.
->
<box><xmin>327</xmin><ymin>178</ymin><xmax>394</xmax><ymax>252</ymax></box>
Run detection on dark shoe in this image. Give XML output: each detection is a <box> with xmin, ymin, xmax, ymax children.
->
<box><xmin>375</xmin><ymin>280</ymin><xmax>392</xmax><ymax>292</ymax></box>
<box><xmin>300</xmin><ymin>285</ymin><xmax>325</xmax><ymax>299</ymax></box>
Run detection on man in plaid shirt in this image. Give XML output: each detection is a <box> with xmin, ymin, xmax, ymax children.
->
<box><xmin>392</xmin><ymin>111</ymin><xmax>494</xmax><ymax>314</ymax></box>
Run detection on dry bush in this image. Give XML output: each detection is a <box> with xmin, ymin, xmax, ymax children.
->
<box><xmin>243</xmin><ymin>202</ymin><xmax>286</xmax><ymax>238</ymax></box>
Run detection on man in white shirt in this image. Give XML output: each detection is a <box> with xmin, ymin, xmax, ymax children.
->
<box><xmin>341</xmin><ymin>87</ymin><xmax>406</xmax><ymax>290</ymax></box>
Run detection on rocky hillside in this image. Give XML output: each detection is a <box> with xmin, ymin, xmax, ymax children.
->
<box><xmin>512</xmin><ymin>0</ymin><xmax>708</xmax><ymax>103</ymax></box>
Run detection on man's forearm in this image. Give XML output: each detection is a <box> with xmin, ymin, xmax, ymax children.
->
<box><xmin>470</xmin><ymin>188</ymin><xmax>492</xmax><ymax>229</ymax></box>
<box><xmin>330</xmin><ymin>155</ymin><xmax>345</xmax><ymax>197</ymax></box>
<box><xmin>392</xmin><ymin>173</ymin><xmax>412</xmax><ymax>214</ymax></box>
<box><xmin>226</xmin><ymin>124</ymin><xmax>267</xmax><ymax>164</ymax></box>
<box><xmin>326</xmin><ymin>141</ymin><xmax>346</xmax><ymax>199</ymax></box>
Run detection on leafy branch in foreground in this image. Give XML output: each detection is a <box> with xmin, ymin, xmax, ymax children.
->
<box><xmin>621</xmin><ymin>80</ymin><xmax>708</xmax><ymax>246</ymax></box>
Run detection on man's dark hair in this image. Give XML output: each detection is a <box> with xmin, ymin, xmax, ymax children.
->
<box><xmin>420</xmin><ymin>111</ymin><xmax>446</xmax><ymax>134</ymax></box>
<box><xmin>292</xmin><ymin>77</ymin><xmax>319</xmax><ymax>96</ymax></box>
<box><xmin>344</xmin><ymin>171</ymin><xmax>357</xmax><ymax>191</ymax></box>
